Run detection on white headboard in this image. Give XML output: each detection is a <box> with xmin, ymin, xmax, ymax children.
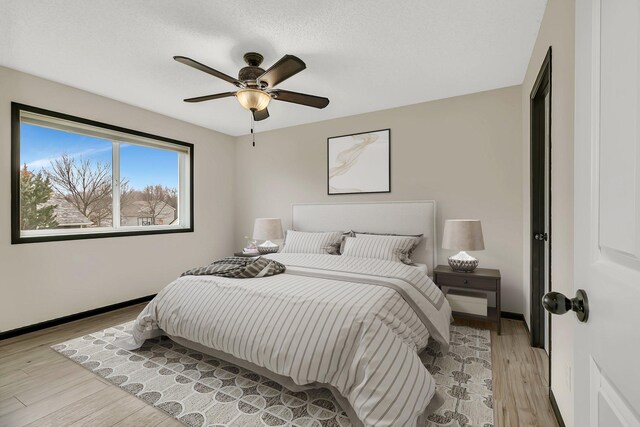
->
<box><xmin>292</xmin><ymin>201</ymin><xmax>437</xmax><ymax>274</ymax></box>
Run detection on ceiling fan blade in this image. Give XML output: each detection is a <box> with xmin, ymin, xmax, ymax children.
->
<box><xmin>257</xmin><ymin>55</ymin><xmax>306</xmax><ymax>87</ymax></box>
<box><xmin>272</xmin><ymin>90</ymin><xmax>329</xmax><ymax>109</ymax></box>
<box><xmin>174</xmin><ymin>56</ymin><xmax>243</xmax><ymax>87</ymax></box>
<box><xmin>253</xmin><ymin>108</ymin><xmax>269</xmax><ymax>121</ymax></box>
<box><xmin>183</xmin><ymin>92</ymin><xmax>237</xmax><ymax>103</ymax></box>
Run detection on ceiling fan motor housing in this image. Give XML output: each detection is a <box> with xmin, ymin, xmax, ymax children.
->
<box><xmin>238</xmin><ymin>66</ymin><xmax>265</xmax><ymax>83</ymax></box>
<box><xmin>240</xmin><ymin>52</ymin><xmax>266</xmax><ymax>85</ymax></box>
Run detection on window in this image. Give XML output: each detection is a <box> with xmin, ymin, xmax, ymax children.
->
<box><xmin>11</xmin><ymin>103</ymin><xmax>193</xmax><ymax>243</ymax></box>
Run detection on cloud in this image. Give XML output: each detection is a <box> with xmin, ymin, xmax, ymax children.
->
<box><xmin>26</xmin><ymin>146</ymin><xmax>113</xmax><ymax>170</ymax></box>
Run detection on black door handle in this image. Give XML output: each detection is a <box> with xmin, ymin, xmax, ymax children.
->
<box><xmin>542</xmin><ymin>290</ymin><xmax>589</xmax><ymax>322</ymax></box>
<box><xmin>534</xmin><ymin>233</ymin><xmax>548</xmax><ymax>241</ymax></box>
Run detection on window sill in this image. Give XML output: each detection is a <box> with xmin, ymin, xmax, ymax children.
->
<box><xmin>13</xmin><ymin>225</ymin><xmax>193</xmax><ymax>244</ymax></box>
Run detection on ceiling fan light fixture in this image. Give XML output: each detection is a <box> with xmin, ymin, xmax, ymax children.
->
<box><xmin>236</xmin><ymin>88</ymin><xmax>271</xmax><ymax>111</ymax></box>
<box><xmin>174</xmin><ymin>53</ymin><xmax>329</xmax><ymax>122</ymax></box>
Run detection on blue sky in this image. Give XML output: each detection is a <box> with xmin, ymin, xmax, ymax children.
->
<box><xmin>20</xmin><ymin>123</ymin><xmax>178</xmax><ymax>189</ymax></box>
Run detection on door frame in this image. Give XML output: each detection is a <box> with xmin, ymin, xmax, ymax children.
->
<box><xmin>530</xmin><ymin>47</ymin><xmax>552</xmax><ymax>350</ymax></box>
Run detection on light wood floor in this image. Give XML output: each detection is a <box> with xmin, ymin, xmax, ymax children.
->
<box><xmin>0</xmin><ymin>306</ymin><xmax>558</xmax><ymax>427</ymax></box>
<box><xmin>455</xmin><ymin>318</ymin><xmax>559</xmax><ymax>427</ymax></box>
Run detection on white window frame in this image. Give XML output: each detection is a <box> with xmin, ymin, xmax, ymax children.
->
<box><xmin>12</xmin><ymin>103</ymin><xmax>194</xmax><ymax>244</ymax></box>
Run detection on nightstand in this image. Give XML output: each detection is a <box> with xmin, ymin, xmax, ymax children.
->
<box><xmin>433</xmin><ymin>265</ymin><xmax>501</xmax><ymax>334</ymax></box>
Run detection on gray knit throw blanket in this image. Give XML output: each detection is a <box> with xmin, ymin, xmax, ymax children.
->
<box><xmin>181</xmin><ymin>256</ymin><xmax>286</xmax><ymax>279</ymax></box>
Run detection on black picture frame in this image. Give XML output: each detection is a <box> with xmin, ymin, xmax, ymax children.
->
<box><xmin>11</xmin><ymin>102</ymin><xmax>195</xmax><ymax>244</ymax></box>
<box><xmin>327</xmin><ymin>128</ymin><xmax>391</xmax><ymax>195</ymax></box>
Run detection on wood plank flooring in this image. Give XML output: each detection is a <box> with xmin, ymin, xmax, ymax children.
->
<box><xmin>455</xmin><ymin>318</ymin><xmax>559</xmax><ymax>427</ymax></box>
<box><xmin>0</xmin><ymin>305</ymin><xmax>558</xmax><ymax>426</ymax></box>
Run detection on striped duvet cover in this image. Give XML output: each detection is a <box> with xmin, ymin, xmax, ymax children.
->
<box><xmin>123</xmin><ymin>253</ymin><xmax>452</xmax><ymax>427</ymax></box>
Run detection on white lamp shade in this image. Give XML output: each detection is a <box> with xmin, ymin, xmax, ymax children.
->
<box><xmin>252</xmin><ymin>218</ymin><xmax>284</xmax><ymax>241</ymax></box>
<box><xmin>442</xmin><ymin>220</ymin><xmax>485</xmax><ymax>251</ymax></box>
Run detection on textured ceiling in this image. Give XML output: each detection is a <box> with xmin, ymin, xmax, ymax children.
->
<box><xmin>0</xmin><ymin>0</ymin><xmax>547</xmax><ymax>136</ymax></box>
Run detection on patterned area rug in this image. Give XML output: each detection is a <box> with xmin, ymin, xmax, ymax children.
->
<box><xmin>53</xmin><ymin>323</ymin><xmax>493</xmax><ymax>427</ymax></box>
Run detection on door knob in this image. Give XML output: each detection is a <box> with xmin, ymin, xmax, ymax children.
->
<box><xmin>542</xmin><ymin>289</ymin><xmax>589</xmax><ymax>322</ymax></box>
<box><xmin>534</xmin><ymin>233</ymin><xmax>548</xmax><ymax>241</ymax></box>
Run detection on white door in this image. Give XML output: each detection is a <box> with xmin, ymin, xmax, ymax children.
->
<box><xmin>574</xmin><ymin>0</ymin><xmax>640</xmax><ymax>425</ymax></box>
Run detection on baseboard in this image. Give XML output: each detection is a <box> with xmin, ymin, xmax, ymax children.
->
<box><xmin>550</xmin><ymin>390</ymin><xmax>566</xmax><ymax>427</ymax></box>
<box><xmin>500</xmin><ymin>311</ymin><xmax>525</xmax><ymax>321</ymax></box>
<box><xmin>0</xmin><ymin>294</ymin><xmax>155</xmax><ymax>341</ymax></box>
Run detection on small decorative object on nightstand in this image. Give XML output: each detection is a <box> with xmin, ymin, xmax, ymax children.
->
<box><xmin>234</xmin><ymin>251</ymin><xmax>260</xmax><ymax>258</ymax></box>
<box><xmin>442</xmin><ymin>219</ymin><xmax>485</xmax><ymax>272</ymax></box>
<box><xmin>253</xmin><ymin>218</ymin><xmax>283</xmax><ymax>254</ymax></box>
<box><xmin>433</xmin><ymin>265</ymin><xmax>501</xmax><ymax>334</ymax></box>
<box><xmin>242</xmin><ymin>236</ymin><xmax>259</xmax><ymax>255</ymax></box>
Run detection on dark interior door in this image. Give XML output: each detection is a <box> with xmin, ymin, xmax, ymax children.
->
<box><xmin>530</xmin><ymin>48</ymin><xmax>551</xmax><ymax>350</ymax></box>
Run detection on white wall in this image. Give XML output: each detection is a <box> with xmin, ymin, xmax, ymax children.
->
<box><xmin>521</xmin><ymin>0</ymin><xmax>575</xmax><ymax>424</ymax></box>
<box><xmin>234</xmin><ymin>86</ymin><xmax>524</xmax><ymax>313</ymax></box>
<box><xmin>0</xmin><ymin>66</ymin><xmax>236</xmax><ymax>332</ymax></box>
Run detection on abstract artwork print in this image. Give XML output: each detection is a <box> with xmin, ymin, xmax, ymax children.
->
<box><xmin>328</xmin><ymin>129</ymin><xmax>390</xmax><ymax>194</ymax></box>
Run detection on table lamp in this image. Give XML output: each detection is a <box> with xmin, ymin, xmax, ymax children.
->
<box><xmin>253</xmin><ymin>218</ymin><xmax>284</xmax><ymax>254</ymax></box>
<box><xmin>442</xmin><ymin>219</ymin><xmax>485</xmax><ymax>272</ymax></box>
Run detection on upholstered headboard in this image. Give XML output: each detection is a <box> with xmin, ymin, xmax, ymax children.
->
<box><xmin>291</xmin><ymin>201</ymin><xmax>437</xmax><ymax>274</ymax></box>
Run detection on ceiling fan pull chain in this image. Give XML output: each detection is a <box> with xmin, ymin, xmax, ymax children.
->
<box><xmin>251</xmin><ymin>112</ymin><xmax>255</xmax><ymax>147</ymax></box>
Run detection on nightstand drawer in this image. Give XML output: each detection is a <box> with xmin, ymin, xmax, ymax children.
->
<box><xmin>437</xmin><ymin>274</ymin><xmax>497</xmax><ymax>290</ymax></box>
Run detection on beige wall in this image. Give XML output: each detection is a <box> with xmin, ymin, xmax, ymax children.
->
<box><xmin>521</xmin><ymin>0</ymin><xmax>575</xmax><ymax>424</ymax></box>
<box><xmin>235</xmin><ymin>86</ymin><xmax>524</xmax><ymax>313</ymax></box>
<box><xmin>0</xmin><ymin>66</ymin><xmax>236</xmax><ymax>332</ymax></box>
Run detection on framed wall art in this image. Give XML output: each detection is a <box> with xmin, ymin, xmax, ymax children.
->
<box><xmin>327</xmin><ymin>128</ymin><xmax>390</xmax><ymax>195</ymax></box>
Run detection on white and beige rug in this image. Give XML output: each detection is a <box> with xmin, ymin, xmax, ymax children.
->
<box><xmin>53</xmin><ymin>322</ymin><xmax>493</xmax><ymax>427</ymax></box>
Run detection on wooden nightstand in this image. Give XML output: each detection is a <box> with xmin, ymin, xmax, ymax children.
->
<box><xmin>433</xmin><ymin>265</ymin><xmax>501</xmax><ymax>334</ymax></box>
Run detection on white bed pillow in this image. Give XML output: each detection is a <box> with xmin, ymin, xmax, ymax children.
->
<box><xmin>341</xmin><ymin>235</ymin><xmax>416</xmax><ymax>263</ymax></box>
<box><xmin>280</xmin><ymin>230</ymin><xmax>344</xmax><ymax>254</ymax></box>
<box><xmin>353</xmin><ymin>233</ymin><xmax>422</xmax><ymax>264</ymax></box>
<box><xmin>354</xmin><ymin>232</ymin><xmax>422</xmax><ymax>251</ymax></box>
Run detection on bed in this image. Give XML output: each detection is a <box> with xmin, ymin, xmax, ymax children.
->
<box><xmin>122</xmin><ymin>201</ymin><xmax>451</xmax><ymax>427</ymax></box>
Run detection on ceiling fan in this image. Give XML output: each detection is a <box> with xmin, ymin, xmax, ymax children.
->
<box><xmin>174</xmin><ymin>52</ymin><xmax>330</xmax><ymax>122</ymax></box>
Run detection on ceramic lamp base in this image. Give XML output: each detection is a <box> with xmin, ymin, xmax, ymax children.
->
<box><xmin>257</xmin><ymin>240</ymin><xmax>279</xmax><ymax>254</ymax></box>
<box><xmin>448</xmin><ymin>251</ymin><xmax>479</xmax><ymax>272</ymax></box>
